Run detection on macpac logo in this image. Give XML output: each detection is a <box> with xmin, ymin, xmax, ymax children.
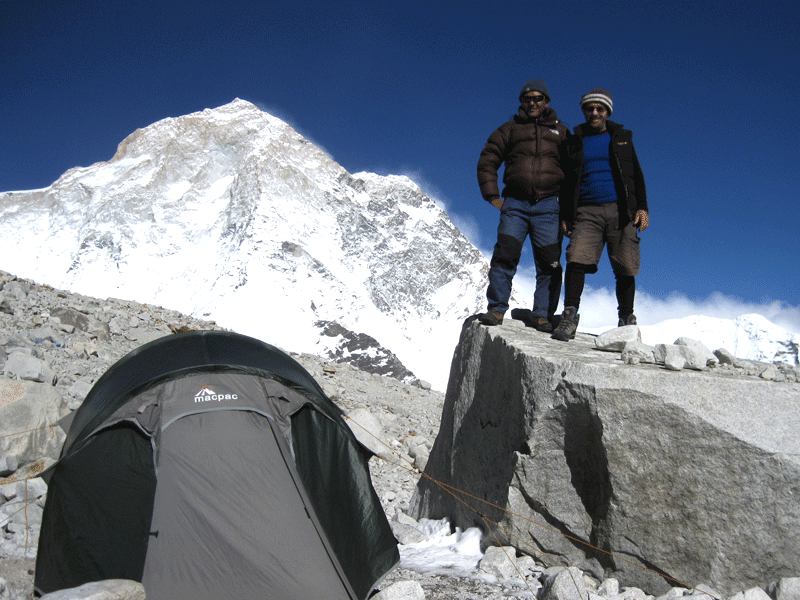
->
<box><xmin>193</xmin><ymin>385</ymin><xmax>239</xmax><ymax>403</ymax></box>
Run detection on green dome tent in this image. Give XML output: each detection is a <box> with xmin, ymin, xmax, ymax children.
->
<box><xmin>35</xmin><ymin>330</ymin><xmax>399</xmax><ymax>599</ymax></box>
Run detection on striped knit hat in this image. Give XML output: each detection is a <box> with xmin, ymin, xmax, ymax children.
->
<box><xmin>580</xmin><ymin>88</ymin><xmax>613</xmax><ymax>114</ymax></box>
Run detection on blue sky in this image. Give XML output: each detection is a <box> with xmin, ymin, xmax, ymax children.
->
<box><xmin>3</xmin><ymin>0</ymin><xmax>799</xmax><ymax>331</ymax></box>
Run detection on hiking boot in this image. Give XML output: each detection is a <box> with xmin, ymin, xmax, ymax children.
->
<box><xmin>618</xmin><ymin>314</ymin><xmax>637</xmax><ymax>327</ymax></box>
<box><xmin>532</xmin><ymin>316</ymin><xmax>554</xmax><ymax>333</ymax></box>
<box><xmin>479</xmin><ymin>310</ymin><xmax>504</xmax><ymax>326</ymax></box>
<box><xmin>510</xmin><ymin>308</ymin><xmax>534</xmax><ymax>324</ymax></box>
<box><xmin>551</xmin><ymin>307</ymin><xmax>579</xmax><ymax>341</ymax></box>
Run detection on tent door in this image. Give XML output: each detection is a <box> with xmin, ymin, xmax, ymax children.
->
<box><xmin>141</xmin><ymin>409</ymin><xmax>352</xmax><ymax>600</ymax></box>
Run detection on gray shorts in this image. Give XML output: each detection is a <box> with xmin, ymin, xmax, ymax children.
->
<box><xmin>565</xmin><ymin>203</ymin><xmax>640</xmax><ymax>276</ymax></box>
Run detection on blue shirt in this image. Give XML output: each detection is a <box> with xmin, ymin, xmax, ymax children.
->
<box><xmin>579</xmin><ymin>132</ymin><xmax>617</xmax><ymax>203</ymax></box>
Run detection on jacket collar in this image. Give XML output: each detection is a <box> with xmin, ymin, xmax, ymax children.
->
<box><xmin>574</xmin><ymin>119</ymin><xmax>622</xmax><ymax>137</ymax></box>
<box><xmin>514</xmin><ymin>106</ymin><xmax>561</xmax><ymax>126</ymax></box>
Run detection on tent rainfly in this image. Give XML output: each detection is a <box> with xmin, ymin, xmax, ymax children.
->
<box><xmin>35</xmin><ymin>330</ymin><xmax>399</xmax><ymax>600</ymax></box>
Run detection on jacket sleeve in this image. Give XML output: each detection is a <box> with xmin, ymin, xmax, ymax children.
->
<box><xmin>477</xmin><ymin>123</ymin><xmax>508</xmax><ymax>201</ymax></box>
<box><xmin>630</xmin><ymin>142</ymin><xmax>648</xmax><ymax>212</ymax></box>
<box><xmin>557</xmin><ymin>125</ymin><xmax>570</xmax><ymax>198</ymax></box>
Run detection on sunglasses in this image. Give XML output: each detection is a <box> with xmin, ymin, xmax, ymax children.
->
<box><xmin>521</xmin><ymin>95</ymin><xmax>547</xmax><ymax>104</ymax></box>
<box><xmin>583</xmin><ymin>105</ymin><xmax>608</xmax><ymax>114</ymax></box>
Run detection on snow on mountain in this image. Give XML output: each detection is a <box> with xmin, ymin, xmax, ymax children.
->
<box><xmin>582</xmin><ymin>312</ymin><xmax>799</xmax><ymax>365</ymax></box>
<box><xmin>638</xmin><ymin>313</ymin><xmax>799</xmax><ymax>364</ymax></box>
<box><xmin>0</xmin><ymin>99</ymin><xmax>487</xmax><ymax>390</ymax></box>
<box><xmin>0</xmin><ymin>99</ymin><xmax>796</xmax><ymax>390</ymax></box>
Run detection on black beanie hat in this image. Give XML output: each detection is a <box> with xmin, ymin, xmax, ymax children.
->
<box><xmin>519</xmin><ymin>79</ymin><xmax>550</xmax><ymax>102</ymax></box>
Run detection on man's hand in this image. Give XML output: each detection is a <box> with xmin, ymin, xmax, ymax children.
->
<box><xmin>490</xmin><ymin>197</ymin><xmax>504</xmax><ymax>210</ymax></box>
<box><xmin>560</xmin><ymin>220</ymin><xmax>572</xmax><ymax>237</ymax></box>
<box><xmin>633</xmin><ymin>210</ymin><xmax>649</xmax><ymax>232</ymax></box>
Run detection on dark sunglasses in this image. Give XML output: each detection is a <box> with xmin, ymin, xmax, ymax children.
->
<box><xmin>521</xmin><ymin>95</ymin><xmax>546</xmax><ymax>104</ymax></box>
<box><xmin>583</xmin><ymin>105</ymin><xmax>608</xmax><ymax>114</ymax></box>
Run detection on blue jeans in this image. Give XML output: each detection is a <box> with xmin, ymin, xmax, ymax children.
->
<box><xmin>486</xmin><ymin>196</ymin><xmax>562</xmax><ymax>317</ymax></box>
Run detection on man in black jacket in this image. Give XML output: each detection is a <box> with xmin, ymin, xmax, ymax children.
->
<box><xmin>476</xmin><ymin>79</ymin><xmax>569</xmax><ymax>331</ymax></box>
<box><xmin>552</xmin><ymin>88</ymin><xmax>649</xmax><ymax>341</ymax></box>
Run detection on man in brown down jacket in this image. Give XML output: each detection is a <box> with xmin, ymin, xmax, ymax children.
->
<box><xmin>477</xmin><ymin>79</ymin><xmax>569</xmax><ymax>331</ymax></box>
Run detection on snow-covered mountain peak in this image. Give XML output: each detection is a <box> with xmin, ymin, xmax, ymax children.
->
<box><xmin>0</xmin><ymin>100</ymin><xmax>488</xmax><ymax>389</ymax></box>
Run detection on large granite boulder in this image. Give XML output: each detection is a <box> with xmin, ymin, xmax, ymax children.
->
<box><xmin>411</xmin><ymin>318</ymin><xmax>800</xmax><ymax>596</ymax></box>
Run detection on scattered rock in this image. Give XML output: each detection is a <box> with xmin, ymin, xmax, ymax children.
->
<box><xmin>371</xmin><ymin>580</ymin><xmax>426</xmax><ymax>600</ymax></box>
<box><xmin>729</xmin><ymin>587</ymin><xmax>773</xmax><ymax>600</ymax></box>
<box><xmin>541</xmin><ymin>566</ymin><xmax>589</xmax><ymax>600</ymax></box>
<box><xmin>596</xmin><ymin>326</ymin><xmax>642</xmax><ymax>351</ymax></box>
<box><xmin>38</xmin><ymin>579</ymin><xmax>146</xmax><ymax>600</ymax></box>
<box><xmin>713</xmin><ymin>347</ymin><xmax>739</xmax><ymax>366</ymax></box>
<box><xmin>622</xmin><ymin>340</ymin><xmax>657</xmax><ymax>364</ymax></box>
<box><xmin>768</xmin><ymin>577</ymin><xmax>800</xmax><ymax>600</ymax></box>
<box><xmin>662</xmin><ymin>344</ymin><xmax>689</xmax><ymax>370</ymax></box>
<box><xmin>674</xmin><ymin>337</ymin><xmax>718</xmax><ymax>367</ymax></box>
<box><xmin>478</xmin><ymin>546</ymin><xmax>519</xmax><ymax>580</ymax></box>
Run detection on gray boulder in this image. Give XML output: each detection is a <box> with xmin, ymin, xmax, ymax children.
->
<box><xmin>345</xmin><ymin>407</ymin><xmax>388</xmax><ymax>457</ymax></box>
<box><xmin>371</xmin><ymin>580</ymin><xmax>426</xmax><ymax>600</ymax></box>
<box><xmin>478</xmin><ymin>545</ymin><xmax>519</xmax><ymax>580</ymax></box>
<box><xmin>655</xmin><ymin>343</ymin><xmax>709</xmax><ymax>371</ymax></box>
<box><xmin>541</xmin><ymin>567</ymin><xmax>589</xmax><ymax>600</ymax></box>
<box><xmin>768</xmin><ymin>578</ymin><xmax>800</xmax><ymax>600</ymax></box>
<box><xmin>596</xmin><ymin>326</ymin><xmax>642</xmax><ymax>352</ymax></box>
<box><xmin>0</xmin><ymin>379</ymin><xmax>67</xmax><ymax>466</ymax></box>
<box><xmin>674</xmin><ymin>337</ymin><xmax>718</xmax><ymax>367</ymax></box>
<box><xmin>662</xmin><ymin>344</ymin><xmax>691</xmax><ymax>370</ymax></box>
<box><xmin>622</xmin><ymin>341</ymin><xmax>657</xmax><ymax>364</ymax></box>
<box><xmin>713</xmin><ymin>347</ymin><xmax>739</xmax><ymax>366</ymax></box>
<box><xmin>411</xmin><ymin>320</ymin><xmax>800</xmax><ymax>596</ymax></box>
<box><xmin>730</xmin><ymin>588</ymin><xmax>773</xmax><ymax>600</ymax></box>
<box><xmin>2</xmin><ymin>281</ymin><xmax>29</xmax><ymax>300</ymax></box>
<box><xmin>0</xmin><ymin>292</ymin><xmax>13</xmax><ymax>314</ymax></box>
<box><xmin>4</xmin><ymin>353</ymin><xmax>56</xmax><ymax>384</ymax></box>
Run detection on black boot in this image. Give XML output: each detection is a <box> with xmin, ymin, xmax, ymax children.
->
<box><xmin>479</xmin><ymin>310</ymin><xmax>505</xmax><ymax>326</ymax></box>
<box><xmin>551</xmin><ymin>307</ymin><xmax>579</xmax><ymax>341</ymax></box>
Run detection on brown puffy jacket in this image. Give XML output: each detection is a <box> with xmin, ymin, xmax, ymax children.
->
<box><xmin>477</xmin><ymin>106</ymin><xmax>569</xmax><ymax>203</ymax></box>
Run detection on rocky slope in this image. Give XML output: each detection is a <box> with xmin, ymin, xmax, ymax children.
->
<box><xmin>4</xmin><ymin>272</ymin><xmax>800</xmax><ymax>600</ymax></box>
<box><xmin>0</xmin><ymin>269</ymin><xmax>525</xmax><ymax>600</ymax></box>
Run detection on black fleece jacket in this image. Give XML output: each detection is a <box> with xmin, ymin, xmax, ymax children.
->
<box><xmin>561</xmin><ymin>120</ymin><xmax>648</xmax><ymax>225</ymax></box>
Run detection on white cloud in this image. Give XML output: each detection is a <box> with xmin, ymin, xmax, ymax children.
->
<box><xmin>509</xmin><ymin>278</ymin><xmax>800</xmax><ymax>335</ymax></box>
<box><xmin>631</xmin><ymin>289</ymin><xmax>800</xmax><ymax>335</ymax></box>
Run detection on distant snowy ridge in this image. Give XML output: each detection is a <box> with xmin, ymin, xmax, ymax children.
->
<box><xmin>0</xmin><ymin>99</ymin><xmax>796</xmax><ymax>390</ymax></box>
<box><xmin>642</xmin><ymin>313</ymin><xmax>798</xmax><ymax>365</ymax></box>
<box><xmin>584</xmin><ymin>313</ymin><xmax>799</xmax><ymax>365</ymax></box>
